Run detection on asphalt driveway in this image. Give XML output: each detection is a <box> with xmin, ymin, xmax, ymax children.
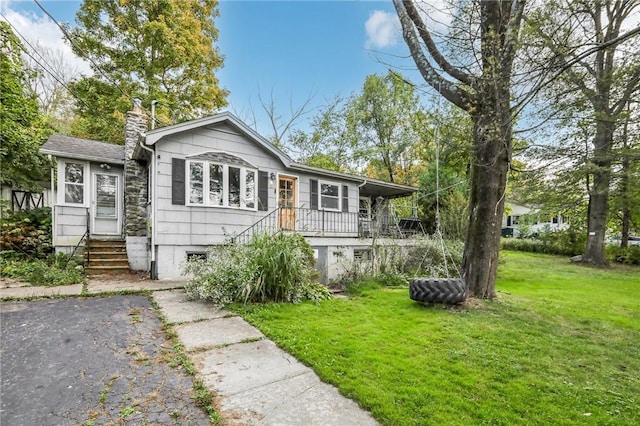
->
<box><xmin>0</xmin><ymin>295</ymin><xmax>210</xmax><ymax>425</ymax></box>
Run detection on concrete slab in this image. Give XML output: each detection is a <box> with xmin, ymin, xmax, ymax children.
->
<box><xmin>192</xmin><ymin>339</ymin><xmax>309</xmax><ymax>396</ymax></box>
<box><xmin>175</xmin><ymin>317</ymin><xmax>264</xmax><ymax>352</ymax></box>
<box><xmin>86</xmin><ymin>281</ymin><xmax>184</xmax><ymax>294</ymax></box>
<box><xmin>152</xmin><ymin>290</ymin><xmax>230</xmax><ymax>324</ymax></box>
<box><xmin>0</xmin><ymin>284</ymin><xmax>83</xmax><ymax>299</ymax></box>
<box><xmin>220</xmin><ymin>371</ymin><xmax>379</xmax><ymax>426</ymax></box>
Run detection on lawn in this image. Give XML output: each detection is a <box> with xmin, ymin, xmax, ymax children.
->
<box><xmin>235</xmin><ymin>251</ymin><xmax>640</xmax><ymax>426</ymax></box>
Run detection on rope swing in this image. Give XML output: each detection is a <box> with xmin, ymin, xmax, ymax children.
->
<box><xmin>409</xmin><ymin>90</ymin><xmax>467</xmax><ymax>305</ymax></box>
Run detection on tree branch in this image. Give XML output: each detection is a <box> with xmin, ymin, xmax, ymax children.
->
<box><xmin>402</xmin><ymin>0</ymin><xmax>473</xmax><ymax>85</ymax></box>
<box><xmin>393</xmin><ymin>0</ymin><xmax>472</xmax><ymax>110</ymax></box>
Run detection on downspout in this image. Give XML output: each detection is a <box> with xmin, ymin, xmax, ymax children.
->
<box><xmin>138</xmin><ymin>139</ymin><xmax>157</xmax><ymax>279</ymax></box>
<box><xmin>49</xmin><ymin>155</ymin><xmax>56</xmax><ymax>248</ymax></box>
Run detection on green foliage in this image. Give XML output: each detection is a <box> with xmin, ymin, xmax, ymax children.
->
<box><xmin>1</xmin><ymin>253</ymin><xmax>85</xmax><ymax>286</ymax></box>
<box><xmin>0</xmin><ymin>22</ymin><xmax>51</xmax><ymax>188</ymax></box>
<box><xmin>338</xmin><ymin>238</ymin><xmax>463</xmax><ymax>288</ymax></box>
<box><xmin>347</xmin><ymin>71</ymin><xmax>421</xmax><ymax>183</ymax></box>
<box><xmin>69</xmin><ymin>0</ymin><xmax>227</xmax><ymax>143</ymax></box>
<box><xmin>184</xmin><ymin>232</ymin><xmax>331</xmax><ymax>305</ymax></box>
<box><xmin>501</xmin><ymin>227</ymin><xmax>587</xmax><ymax>257</ymax></box>
<box><xmin>236</xmin><ymin>252</ymin><xmax>640</xmax><ymax>425</ymax></box>
<box><xmin>0</xmin><ymin>207</ymin><xmax>52</xmax><ymax>259</ymax></box>
<box><xmin>607</xmin><ymin>245</ymin><xmax>640</xmax><ymax>266</ymax></box>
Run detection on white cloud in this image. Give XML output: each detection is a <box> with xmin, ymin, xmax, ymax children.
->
<box><xmin>365</xmin><ymin>10</ymin><xmax>400</xmax><ymax>49</ymax></box>
<box><xmin>0</xmin><ymin>1</ymin><xmax>92</xmax><ymax>76</ymax></box>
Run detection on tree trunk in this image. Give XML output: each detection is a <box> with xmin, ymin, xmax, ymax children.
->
<box><xmin>461</xmin><ymin>87</ymin><xmax>512</xmax><ymax>299</ymax></box>
<box><xmin>620</xmin><ymin>156</ymin><xmax>630</xmax><ymax>248</ymax></box>
<box><xmin>583</xmin><ymin>121</ymin><xmax>613</xmax><ymax>265</ymax></box>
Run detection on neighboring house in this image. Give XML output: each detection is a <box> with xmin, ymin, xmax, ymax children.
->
<box><xmin>40</xmin><ymin>103</ymin><xmax>421</xmax><ymax>282</ymax></box>
<box><xmin>502</xmin><ymin>202</ymin><xmax>568</xmax><ymax>237</ymax></box>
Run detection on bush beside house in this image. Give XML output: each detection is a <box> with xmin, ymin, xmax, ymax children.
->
<box><xmin>184</xmin><ymin>232</ymin><xmax>331</xmax><ymax>305</ymax></box>
<box><xmin>0</xmin><ymin>207</ymin><xmax>85</xmax><ymax>285</ymax></box>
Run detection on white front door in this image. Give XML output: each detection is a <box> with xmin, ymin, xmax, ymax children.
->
<box><xmin>92</xmin><ymin>172</ymin><xmax>121</xmax><ymax>235</ymax></box>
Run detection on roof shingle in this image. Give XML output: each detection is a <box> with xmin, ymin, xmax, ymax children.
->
<box><xmin>40</xmin><ymin>134</ymin><xmax>125</xmax><ymax>165</ymax></box>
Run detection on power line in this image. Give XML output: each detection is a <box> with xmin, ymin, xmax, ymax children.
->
<box><xmin>0</xmin><ymin>12</ymin><xmax>93</xmax><ymax>112</ymax></box>
<box><xmin>32</xmin><ymin>0</ymin><xmax>170</xmax><ymax>127</ymax></box>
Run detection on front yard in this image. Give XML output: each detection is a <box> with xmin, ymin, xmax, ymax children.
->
<box><xmin>235</xmin><ymin>251</ymin><xmax>640</xmax><ymax>425</ymax></box>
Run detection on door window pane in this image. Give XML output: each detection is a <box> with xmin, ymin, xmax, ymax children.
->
<box><xmin>96</xmin><ymin>175</ymin><xmax>117</xmax><ymax>217</ymax></box>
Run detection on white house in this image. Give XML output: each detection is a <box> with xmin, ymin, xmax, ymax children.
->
<box><xmin>502</xmin><ymin>202</ymin><xmax>568</xmax><ymax>237</ymax></box>
<box><xmin>40</xmin><ymin>103</ymin><xmax>422</xmax><ymax>282</ymax></box>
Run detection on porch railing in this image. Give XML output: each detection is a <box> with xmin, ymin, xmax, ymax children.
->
<box><xmin>234</xmin><ymin>207</ymin><xmax>360</xmax><ymax>244</ymax></box>
<box><xmin>234</xmin><ymin>206</ymin><xmax>425</xmax><ymax>244</ymax></box>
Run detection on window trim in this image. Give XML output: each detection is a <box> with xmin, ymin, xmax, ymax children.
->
<box><xmin>318</xmin><ymin>179</ymin><xmax>342</xmax><ymax>212</ymax></box>
<box><xmin>57</xmin><ymin>159</ymin><xmax>89</xmax><ymax>207</ymax></box>
<box><xmin>186</xmin><ymin>159</ymin><xmax>258</xmax><ymax>211</ymax></box>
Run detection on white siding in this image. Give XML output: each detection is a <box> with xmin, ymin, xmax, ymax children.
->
<box><xmin>54</xmin><ymin>205</ymin><xmax>87</xmax><ymax>247</ymax></box>
<box><xmin>153</xmin><ymin>123</ymin><xmax>363</xmax><ymax>279</ymax></box>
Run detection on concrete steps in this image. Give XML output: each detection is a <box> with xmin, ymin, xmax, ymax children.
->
<box><xmin>86</xmin><ymin>239</ymin><xmax>130</xmax><ymax>276</ymax></box>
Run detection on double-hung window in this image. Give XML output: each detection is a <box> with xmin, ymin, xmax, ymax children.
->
<box><xmin>59</xmin><ymin>161</ymin><xmax>87</xmax><ymax>205</ymax></box>
<box><xmin>319</xmin><ymin>180</ymin><xmax>341</xmax><ymax>211</ymax></box>
<box><xmin>187</xmin><ymin>159</ymin><xmax>257</xmax><ymax>210</ymax></box>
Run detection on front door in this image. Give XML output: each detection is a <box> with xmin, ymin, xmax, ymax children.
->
<box><xmin>278</xmin><ymin>176</ymin><xmax>296</xmax><ymax>231</ymax></box>
<box><xmin>92</xmin><ymin>172</ymin><xmax>121</xmax><ymax>235</ymax></box>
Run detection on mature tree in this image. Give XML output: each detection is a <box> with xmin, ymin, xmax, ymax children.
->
<box><xmin>0</xmin><ymin>22</ymin><xmax>50</xmax><ymax>190</ymax></box>
<box><xmin>394</xmin><ymin>0</ymin><xmax>526</xmax><ymax>298</ymax></box>
<box><xmin>530</xmin><ymin>0</ymin><xmax>640</xmax><ymax>265</ymax></box>
<box><xmin>288</xmin><ymin>72</ymin><xmax>422</xmax><ymax>183</ymax></box>
<box><xmin>69</xmin><ymin>0</ymin><xmax>227</xmax><ymax>143</ymax></box>
<box><xmin>288</xmin><ymin>96</ymin><xmax>353</xmax><ymax>172</ymax></box>
<box><xmin>251</xmin><ymin>89</ymin><xmax>314</xmax><ymax>148</ymax></box>
<box><xmin>24</xmin><ymin>41</ymin><xmax>79</xmax><ymax>123</ymax></box>
<box><xmin>346</xmin><ymin>71</ymin><xmax>421</xmax><ymax>183</ymax></box>
<box><xmin>612</xmin><ymin>102</ymin><xmax>640</xmax><ymax>246</ymax></box>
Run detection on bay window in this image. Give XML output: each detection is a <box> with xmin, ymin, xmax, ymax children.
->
<box><xmin>187</xmin><ymin>160</ymin><xmax>257</xmax><ymax>210</ymax></box>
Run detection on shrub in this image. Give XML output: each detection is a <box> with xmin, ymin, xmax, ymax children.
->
<box><xmin>184</xmin><ymin>232</ymin><xmax>331</xmax><ymax>306</ymax></box>
<box><xmin>607</xmin><ymin>245</ymin><xmax>640</xmax><ymax>265</ymax></box>
<box><xmin>336</xmin><ymin>237</ymin><xmax>463</xmax><ymax>288</ymax></box>
<box><xmin>0</xmin><ymin>207</ymin><xmax>52</xmax><ymax>259</ymax></box>
<box><xmin>1</xmin><ymin>252</ymin><xmax>85</xmax><ymax>286</ymax></box>
<box><xmin>501</xmin><ymin>228</ymin><xmax>586</xmax><ymax>257</ymax></box>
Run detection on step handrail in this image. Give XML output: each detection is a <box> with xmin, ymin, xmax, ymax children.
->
<box><xmin>233</xmin><ymin>207</ymin><xmax>281</xmax><ymax>244</ymax></box>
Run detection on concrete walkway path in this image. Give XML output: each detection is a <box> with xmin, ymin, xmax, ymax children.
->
<box><xmin>152</xmin><ymin>289</ymin><xmax>379</xmax><ymax>426</ymax></box>
<box><xmin>0</xmin><ymin>280</ymin><xmax>379</xmax><ymax>425</ymax></box>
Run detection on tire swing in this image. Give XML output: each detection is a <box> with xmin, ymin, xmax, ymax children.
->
<box><xmin>409</xmin><ymin>104</ymin><xmax>467</xmax><ymax>306</ymax></box>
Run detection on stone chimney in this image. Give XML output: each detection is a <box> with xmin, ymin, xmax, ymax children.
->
<box><xmin>124</xmin><ymin>99</ymin><xmax>149</xmax><ymax>270</ymax></box>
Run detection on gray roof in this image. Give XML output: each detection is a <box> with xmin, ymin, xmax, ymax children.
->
<box><xmin>144</xmin><ymin>112</ymin><xmax>293</xmax><ymax>167</ymax></box>
<box><xmin>189</xmin><ymin>152</ymin><xmax>256</xmax><ymax>169</ymax></box>
<box><xmin>40</xmin><ymin>134</ymin><xmax>125</xmax><ymax>165</ymax></box>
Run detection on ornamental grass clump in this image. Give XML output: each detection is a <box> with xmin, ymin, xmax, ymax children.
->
<box><xmin>184</xmin><ymin>232</ymin><xmax>331</xmax><ymax>306</ymax></box>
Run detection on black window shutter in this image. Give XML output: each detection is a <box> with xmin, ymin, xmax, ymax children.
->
<box><xmin>172</xmin><ymin>158</ymin><xmax>185</xmax><ymax>205</ymax></box>
<box><xmin>342</xmin><ymin>185</ymin><xmax>349</xmax><ymax>212</ymax></box>
<box><xmin>258</xmin><ymin>171</ymin><xmax>269</xmax><ymax>211</ymax></box>
<box><xmin>310</xmin><ymin>179</ymin><xmax>318</xmax><ymax>210</ymax></box>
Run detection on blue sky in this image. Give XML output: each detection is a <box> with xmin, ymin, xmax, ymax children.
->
<box><xmin>1</xmin><ymin>0</ymin><xmax>423</xmax><ymax>137</ymax></box>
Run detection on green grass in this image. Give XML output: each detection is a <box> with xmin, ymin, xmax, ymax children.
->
<box><xmin>234</xmin><ymin>251</ymin><xmax>640</xmax><ymax>426</ymax></box>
